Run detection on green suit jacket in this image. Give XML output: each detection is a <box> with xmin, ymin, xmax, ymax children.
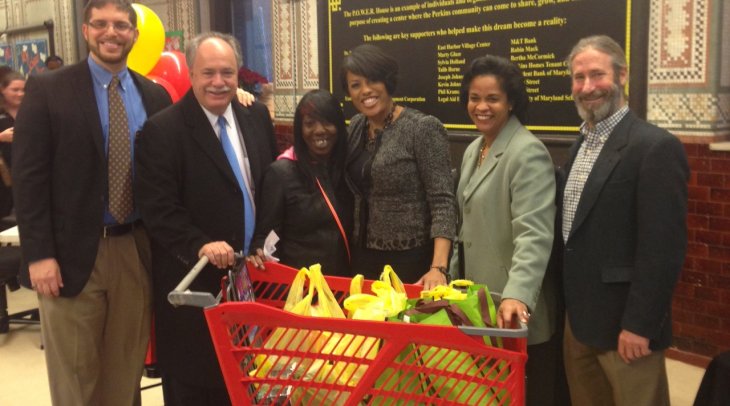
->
<box><xmin>450</xmin><ymin>116</ymin><xmax>557</xmax><ymax>344</ymax></box>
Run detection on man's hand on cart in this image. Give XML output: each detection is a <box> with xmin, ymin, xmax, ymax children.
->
<box><xmin>246</xmin><ymin>248</ymin><xmax>266</xmax><ymax>270</ymax></box>
<box><xmin>198</xmin><ymin>241</ymin><xmax>236</xmax><ymax>269</ymax></box>
<box><xmin>497</xmin><ymin>298</ymin><xmax>530</xmax><ymax>329</ymax></box>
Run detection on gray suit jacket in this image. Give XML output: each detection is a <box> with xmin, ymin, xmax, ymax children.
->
<box><xmin>450</xmin><ymin>116</ymin><xmax>557</xmax><ymax>344</ymax></box>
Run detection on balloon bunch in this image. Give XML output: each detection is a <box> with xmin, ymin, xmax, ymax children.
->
<box><xmin>129</xmin><ymin>3</ymin><xmax>190</xmax><ymax>102</ymax></box>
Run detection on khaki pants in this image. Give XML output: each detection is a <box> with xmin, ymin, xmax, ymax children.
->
<box><xmin>39</xmin><ymin>228</ymin><xmax>152</xmax><ymax>406</ymax></box>
<box><xmin>563</xmin><ymin>319</ymin><xmax>670</xmax><ymax>406</ymax></box>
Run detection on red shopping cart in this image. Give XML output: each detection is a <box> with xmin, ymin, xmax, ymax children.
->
<box><xmin>169</xmin><ymin>260</ymin><xmax>527</xmax><ymax>405</ymax></box>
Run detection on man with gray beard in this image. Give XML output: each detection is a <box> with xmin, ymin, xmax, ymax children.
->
<box><xmin>559</xmin><ymin>35</ymin><xmax>688</xmax><ymax>406</ymax></box>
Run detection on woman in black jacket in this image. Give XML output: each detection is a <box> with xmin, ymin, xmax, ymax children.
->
<box><xmin>247</xmin><ymin>89</ymin><xmax>353</xmax><ymax>275</ymax></box>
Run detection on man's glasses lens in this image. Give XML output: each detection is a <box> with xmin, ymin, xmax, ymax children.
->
<box><xmin>88</xmin><ymin>20</ymin><xmax>133</xmax><ymax>32</ymax></box>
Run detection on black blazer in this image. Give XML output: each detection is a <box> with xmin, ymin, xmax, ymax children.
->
<box><xmin>135</xmin><ymin>90</ymin><xmax>276</xmax><ymax>387</ymax></box>
<box><xmin>12</xmin><ymin>60</ymin><xmax>171</xmax><ymax>296</ymax></box>
<box><xmin>561</xmin><ymin>111</ymin><xmax>689</xmax><ymax>351</ymax></box>
<box><xmin>250</xmin><ymin>159</ymin><xmax>353</xmax><ymax>276</ymax></box>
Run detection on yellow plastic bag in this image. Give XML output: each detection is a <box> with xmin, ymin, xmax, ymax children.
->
<box><xmin>333</xmin><ymin>266</ymin><xmax>409</xmax><ymax>386</ymax></box>
<box><xmin>251</xmin><ymin>264</ymin><xmax>353</xmax><ymax>404</ymax></box>
<box><xmin>250</xmin><ymin>264</ymin><xmax>344</xmax><ymax>378</ymax></box>
<box><xmin>344</xmin><ymin>265</ymin><xmax>408</xmax><ymax>320</ymax></box>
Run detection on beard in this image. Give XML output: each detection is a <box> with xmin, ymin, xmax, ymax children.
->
<box><xmin>574</xmin><ymin>82</ymin><xmax>624</xmax><ymax>125</ymax></box>
<box><xmin>88</xmin><ymin>39</ymin><xmax>134</xmax><ymax>67</ymax></box>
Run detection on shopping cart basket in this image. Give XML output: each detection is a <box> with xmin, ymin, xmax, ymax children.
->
<box><xmin>169</xmin><ymin>260</ymin><xmax>527</xmax><ymax>405</ymax></box>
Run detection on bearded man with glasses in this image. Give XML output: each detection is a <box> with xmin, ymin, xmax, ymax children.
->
<box><xmin>12</xmin><ymin>0</ymin><xmax>172</xmax><ymax>404</ymax></box>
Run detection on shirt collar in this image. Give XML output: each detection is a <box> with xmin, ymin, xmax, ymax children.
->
<box><xmin>87</xmin><ymin>57</ymin><xmax>131</xmax><ymax>90</ymax></box>
<box><xmin>579</xmin><ymin>105</ymin><xmax>629</xmax><ymax>141</ymax></box>
<box><xmin>202</xmin><ymin>104</ymin><xmax>234</xmax><ymax>137</ymax></box>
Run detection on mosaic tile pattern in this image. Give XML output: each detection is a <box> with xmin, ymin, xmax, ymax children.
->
<box><xmin>273</xmin><ymin>0</ymin><xmax>321</xmax><ymax>119</ymax></box>
<box><xmin>273</xmin><ymin>0</ymin><xmax>297</xmax><ymax>119</ymax></box>
<box><xmin>274</xmin><ymin>0</ymin><xmax>295</xmax><ymax>89</ymax></box>
<box><xmin>647</xmin><ymin>93</ymin><xmax>730</xmax><ymax>135</ymax></box>
<box><xmin>275</xmin><ymin>93</ymin><xmax>298</xmax><ymax>121</ymax></box>
<box><xmin>649</xmin><ymin>0</ymin><xmax>707</xmax><ymax>84</ymax></box>
<box><xmin>302</xmin><ymin>0</ymin><xmax>319</xmax><ymax>90</ymax></box>
<box><xmin>647</xmin><ymin>0</ymin><xmax>729</xmax><ymax>138</ymax></box>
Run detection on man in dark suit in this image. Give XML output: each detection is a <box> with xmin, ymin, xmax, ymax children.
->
<box><xmin>135</xmin><ymin>32</ymin><xmax>276</xmax><ymax>405</ymax></box>
<box><xmin>12</xmin><ymin>1</ymin><xmax>171</xmax><ymax>404</ymax></box>
<box><xmin>559</xmin><ymin>35</ymin><xmax>689</xmax><ymax>406</ymax></box>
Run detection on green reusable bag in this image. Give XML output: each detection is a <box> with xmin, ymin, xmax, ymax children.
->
<box><xmin>386</xmin><ymin>284</ymin><xmax>509</xmax><ymax>404</ymax></box>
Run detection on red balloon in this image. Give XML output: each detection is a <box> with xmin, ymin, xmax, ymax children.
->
<box><xmin>147</xmin><ymin>51</ymin><xmax>191</xmax><ymax>98</ymax></box>
<box><xmin>147</xmin><ymin>75</ymin><xmax>180</xmax><ymax>102</ymax></box>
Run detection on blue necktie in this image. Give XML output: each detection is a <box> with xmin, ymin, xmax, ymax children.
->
<box><xmin>218</xmin><ymin>116</ymin><xmax>255</xmax><ymax>254</ymax></box>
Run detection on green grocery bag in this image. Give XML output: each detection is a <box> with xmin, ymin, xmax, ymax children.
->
<box><xmin>381</xmin><ymin>282</ymin><xmax>509</xmax><ymax>405</ymax></box>
<box><xmin>415</xmin><ymin>281</ymin><xmax>502</xmax><ymax>347</ymax></box>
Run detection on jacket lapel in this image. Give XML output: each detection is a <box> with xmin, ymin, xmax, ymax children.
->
<box><xmin>568</xmin><ymin>112</ymin><xmax>634</xmax><ymax>239</ymax></box>
<box><xmin>462</xmin><ymin>116</ymin><xmax>520</xmax><ymax>205</ymax></box>
<box><xmin>181</xmin><ymin>91</ymin><xmax>240</xmax><ymax>188</ymax></box>
<box><xmin>72</xmin><ymin>62</ymin><xmax>105</xmax><ymax>162</ymax></box>
<box><xmin>232</xmin><ymin>102</ymin><xmax>263</xmax><ymax>185</ymax></box>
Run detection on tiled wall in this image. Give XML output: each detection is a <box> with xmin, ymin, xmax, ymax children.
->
<box><xmin>647</xmin><ymin>0</ymin><xmax>730</xmax><ymax>139</ymax></box>
<box><xmin>272</xmin><ymin>0</ymin><xmax>320</xmax><ymax>120</ymax></box>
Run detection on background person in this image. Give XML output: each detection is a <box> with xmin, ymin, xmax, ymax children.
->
<box><xmin>11</xmin><ymin>0</ymin><xmax>172</xmax><ymax>404</ymax></box>
<box><xmin>0</xmin><ymin>71</ymin><xmax>24</xmax><ymax>219</ymax></box>
<box><xmin>560</xmin><ymin>35</ymin><xmax>689</xmax><ymax>406</ymax></box>
<box><xmin>135</xmin><ymin>32</ymin><xmax>277</xmax><ymax>405</ymax></box>
<box><xmin>341</xmin><ymin>44</ymin><xmax>456</xmax><ymax>288</ymax></box>
<box><xmin>247</xmin><ymin>89</ymin><xmax>353</xmax><ymax>276</ymax></box>
<box><xmin>45</xmin><ymin>55</ymin><xmax>64</xmax><ymax>71</ymax></box>
<box><xmin>448</xmin><ymin>54</ymin><xmax>559</xmax><ymax>405</ymax></box>
<box><xmin>0</xmin><ymin>65</ymin><xmax>12</xmax><ymax>83</ymax></box>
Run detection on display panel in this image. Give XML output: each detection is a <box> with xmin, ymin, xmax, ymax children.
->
<box><xmin>325</xmin><ymin>0</ymin><xmax>635</xmax><ymax>134</ymax></box>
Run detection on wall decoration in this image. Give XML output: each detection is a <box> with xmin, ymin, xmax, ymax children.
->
<box><xmin>0</xmin><ymin>44</ymin><xmax>13</xmax><ymax>68</ymax></box>
<box><xmin>165</xmin><ymin>30</ymin><xmax>184</xmax><ymax>51</ymax></box>
<box><xmin>16</xmin><ymin>39</ymin><xmax>48</xmax><ymax>76</ymax></box>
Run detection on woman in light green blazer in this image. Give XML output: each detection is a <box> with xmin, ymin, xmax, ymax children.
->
<box><xmin>449</xmin><ymin>55</ymin><xmax>558</xmax><ymax>405</ymax></box>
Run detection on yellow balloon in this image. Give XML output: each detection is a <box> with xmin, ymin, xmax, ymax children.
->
<box><xmin>128</xmin><ymin>3</ymin><xmax>165</xmax><ymax>75</ymax></box>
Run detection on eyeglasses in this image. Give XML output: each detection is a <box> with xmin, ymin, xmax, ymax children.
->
<box><xmin>87</xmin><ymin>20</ymin><xmax>134</xmax><ymax>33</ymax></box>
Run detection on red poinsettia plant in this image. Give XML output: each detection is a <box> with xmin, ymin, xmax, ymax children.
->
<box><xmin>238</xmin><ymin>66</ymin><xmax>269</xmax><ymax>96</ymax></box>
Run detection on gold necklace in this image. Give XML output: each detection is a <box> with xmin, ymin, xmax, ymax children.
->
<box><xmin>477</xmin><ymin>141</ymin><xmax>489</xmax><ymax>167</ymax></box>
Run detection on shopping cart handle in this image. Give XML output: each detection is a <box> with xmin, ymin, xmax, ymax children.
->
<box><xmin>167</xmin><ymin>254</ymin><xmax>245</xmax><ymax>308</ymax></box>
<box><xmin>458</xmin><ymin>320</ymin><xmax>528</xmax><ymax>338</ymax></box>
<box><xmin>167</xmin><ymin>256</ymin><xmax>214</xmax><ymax>307</ymax></box>
<box><xmin>168</xmin><ymin>291</ymin><xmax>218</xmax><ymax>308</ymax></box>
<box><xmin>172</xmin><ymin>256</ymin><xmax>210</xmax><ymax>291</ymax></box>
